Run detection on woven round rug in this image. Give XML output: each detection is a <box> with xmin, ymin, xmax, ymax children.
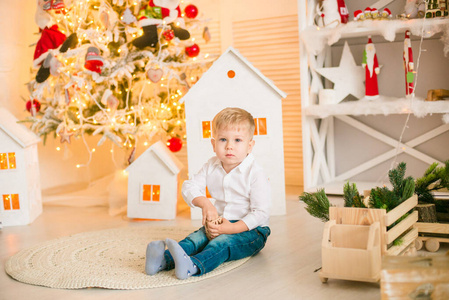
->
<box><xmin>5</xmin><ymin>226</ymin><xmax>250</xmax><ymax>289</ymax></box>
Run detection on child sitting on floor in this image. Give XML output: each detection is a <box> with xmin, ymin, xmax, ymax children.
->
<box><xmin>145</xmin><ymin>107</ymin><xmax>272</xmax><ymax>279</ymax></box>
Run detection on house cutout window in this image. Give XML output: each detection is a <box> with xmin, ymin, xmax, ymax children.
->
<box><xmin>3</xmin><ymin>194</ymin><xmax>20</xmax><ymax>210</ymax></box>
<box><xmin>142</xmin><ymin>184</ymin><xmax>160</xmax><ymax>202</ymax></box>
<box><xmin>227</xmin><ymin>70</ymin><xmax>235</xmax><ymax>78</ymax></box>
<box><xmin>202</xmin><ymin>121</ymin><xmax>212</xmax><ymax>139</ymax></box>
<box><xmin>0</xmin><ymin>152</ymin><xmax>16</xmax><ymax>170</ymax></box>
<box><xmin>254</xmin><ymin>118</ymin><xmax>267</xmax><ymax>136</ymax></box>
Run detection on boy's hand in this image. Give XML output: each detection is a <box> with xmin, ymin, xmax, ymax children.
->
<box><xmin>192</xmin><ymin>196</ymin><xmax>219</xmax><ymax>226</ymax></box>
<box><xmin>207</xmin><ymin>219</ymin><xmax>249</xmax><ymax>239</ymax></box>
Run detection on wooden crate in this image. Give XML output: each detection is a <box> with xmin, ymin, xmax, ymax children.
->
<box><xmin>320</xmin><ymin>220</ymin><xmax>381</xmax><ymax>283</ymax></box>
<box><xmin>381</xmin><ymin>256</ymin><xmax>449</xmax><ymax>299</ymax></box>
<box><xmin>329</xmin><ymin>195</ymin><xmax>418</xmax><ymax>256</ymax></box>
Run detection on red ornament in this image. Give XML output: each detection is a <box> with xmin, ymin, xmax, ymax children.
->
<box><xmin>26</xmin><ymin>99</ymin><xmax>41</xmax><ymax>116</ymax></box>
<box><xmin>185</xmin><ymin>43</ymin><xmax>200</xmax><ymax>57</ymax></box>
<box><xmin>167</xmin><ymin>137</ymin><xmax>183</xmax><ymax>152</ymax></box>
<box><xmin>163</xmin><ymin>29</ymin><xmax>175</xmax><ymax>41</ymax></box>
<box><xmin>184</xmin><ymin>4</ymin><xmax>198</xmax><ymax>19</ymax></box>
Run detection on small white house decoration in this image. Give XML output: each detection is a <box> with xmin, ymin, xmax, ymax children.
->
<box><xmin>181</xmin><ymin>46</ymin><xmax>287</xmax><ymax>219</ymax></box>
<box><xmin>126</xmin><ymin>140</ymin><xmax>183</xmax><ymax>220</ymax></box>
<box><xmin>0</xmin><ymin>108</ymin><xmax>42</xmax><ymax>227</ymax></box>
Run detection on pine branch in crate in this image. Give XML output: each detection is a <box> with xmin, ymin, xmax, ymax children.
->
<box><xmin>299</xmin><ymin>189</ymin><xmax>333</xmax><ymax>222</ymax></box>
<box><xmin>343</xmin><ymin>182</ymin><xmax>366</xmax><ymax>208</ymax></box>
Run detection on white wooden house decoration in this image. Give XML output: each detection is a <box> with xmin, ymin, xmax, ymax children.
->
<box><xmin>0</xmin><ymin>108</ymin><xmax>42</xmax><ymax>227</ymax></box>
<box><xmin>181</xmin><ymin>46</ymin><xmax>287</xmax><ymax>219</ymax></box>
<box><xmin>126</xmin><ymin>140</ymin><xmax>183</xmax><ymax>220</ymax></box>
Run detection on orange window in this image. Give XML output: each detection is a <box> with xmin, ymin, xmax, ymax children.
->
<box><xmin>0</xmin><ymin>152</ymin><xmax>16</xmax><ymax>169</ymax></box>
<box><xmin>253</xmin><ymin>118</ymin><xmax>268</xmax><ymax>136</ymax></box>
<box><xmin>3</xmin><ymin>194</ymin><xmax>11</xmax><ymax>210</ymax></box>
<box><xmin>8</xmin><ymin>153</ymin><xmax>16</xmax><ymax>169</ymax></box>
<box><xmin>258</xmin><ymin>118</ymin><xmax>267</xmax><ymax>135</ymax></box>
<box><xmin>202</xmin><ymin>121</ymin><xmax>211</xmax><ymax>139</ymax></box>
<box><xmin>142</xmin><ymin>185</ymin><xmax>161</xmax><ymax>202</ymax></box>
<box><xmin>11</xmin><ymin>194</ymin><xmax>20</xmax><ymax>209</ymax></box>
<box><xmin>152</xmin><ymin>185</ymin><xmax>160</xmax><ymax>202</ymax></box>
<box><xmin>0</xmin><ymin>153</ymin><xmax>7</xmax><ymax>169</ymax></box>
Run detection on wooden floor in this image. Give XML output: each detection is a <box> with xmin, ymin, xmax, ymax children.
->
<box><xmin>1</xmin><ymin>186</ymin><xmax>447</xmax><ymax>300</ymax></box>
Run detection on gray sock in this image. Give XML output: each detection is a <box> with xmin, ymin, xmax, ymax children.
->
<box><xmin>165</xmin><ymin>238</ymin><xmax>199</xmax><ymax>279</ymax></box>
<box><xmin>145</xmin><ymin>240</ymin><xmax>166</xmax><ymax>275</ymax></box>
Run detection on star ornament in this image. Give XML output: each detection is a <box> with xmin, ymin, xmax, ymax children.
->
<box><xmin>59</xmin><ymin>127</ymin><xmax>74</xmax><ymax>144</ymax></box>
<box><xmin>316</xmin><ymin>42</ymin><xmax>365</xmax><ymax>104</ymax></box>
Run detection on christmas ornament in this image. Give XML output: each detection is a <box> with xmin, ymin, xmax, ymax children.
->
<box><xmin>100</xmin><ymin>10</ymin><xmax>110</xmax><ymax>28</ymax></box>
<box><xmin>59</xmin><ymin>33</ymin><xmax>78</xmax><ymax>53</ymax></box>
<box><xmin>26</xmin><ymin>99</ymin><xmax>41</xmax><ymax>116</ymax></box>
<box><xmin>33</xmin><ymin>25</ymin><xmax>66</xmax><ymax>67</ymax></box>
<box><xmin>132</xmin><ymin>0</ymin><xmax>190</xmax><ymax>49</ymax></box>
<box><xmin>84</xmin><ymin>47</ymin><xmax>104</xmax><ymax>74</ymax></box>
<box><xmin>185</xmin><ymin>43</ymin><xmax>200</xmax><ymax>57</ymax></box>
<box><xmin>101</xmin><ymin>89</ymin><xmax>119</xmax><ymax>110</ymax></box>
<box><xmin>43</xmin><ymin>0</ymin><xmax>65</xmax><ymax>12</ymax></box>
<box><xmin>35</xmin><ymin>54</ymin><xmax>52</xmax><ymax>83</ymax></box>
<box><xmin>362</xmin><ymin>37</ymin><xmax>380</xmax><ymax>100</ymax></box>
<box><xmin>403</xmin><ymin>30</ymin><xmax>414</xmax><ymax>97</ymax></box>
<box><xmin>121</xmin><ymin>7</ymin><xmax>136</xmax><ymax>25</ymax></box>
<box><xmin>59</xmin><ymin>127</ymin><xmax>73</xmax><ymax>144</ymax></box>
<box><xmin>147</xmin><ymin>68</ymin><xmax>163</xmax><ymax>83</ymax></box>
<box><xmin>203</xmin><ymin>26</ymin><xmax>211</xmax><ymax>43</ymax></box>
<box><xmin>162</xmin><ymin>29</ymin><xmax>175</xmax><ymax>41</ymax></box>
<box><xmin>184</xmin><ymin>4</ymin><xmax>198</xmax><ymax>19</ymax></box>
<box><xmin>354</xmin><ymin>10</ymin><xmax>363</xmax><ymax>21</ymax></box>
<box><xmin>381</xmin><ymin>8</ymin><xmax>392</xmax><ymax>19</ymax></box>
<box><xmin>167</xmin><ymin>137</ymin><xmax>182</xmax><ymax>152</ymax></box>
<box><xmin>315</xmin><ymin>0</ymin><xmax>347</xmax><ymax>28</ymax></box>
<box><xmin>364</xmin><ymin>7</ymin><xmax>372</xmax><ymax>19</ymax></box>
<box><xmin>316</xmin><ymin>42</ymin><xmax>365</xmax><ymax>103</ymax></box>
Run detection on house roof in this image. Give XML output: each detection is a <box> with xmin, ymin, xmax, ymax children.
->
<box><xmin>181</xmin><ymin>46</ymin><xmax>287</xmax><ymax>103</ymax></box>
<box><xmin>127</xmin><ymin>141</ymin><xmax>183</xmax><ymax>175</ymax></box>
<box><xmin>0</xmin><ymin>107</ymin><xmax>41</xmax><ymax>148</ymax></box>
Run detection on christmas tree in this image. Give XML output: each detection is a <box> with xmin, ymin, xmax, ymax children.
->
<box><xmin>24</xmin><ymin>0</ymin><xmax>214</xmax><ymax>162</ymax></box>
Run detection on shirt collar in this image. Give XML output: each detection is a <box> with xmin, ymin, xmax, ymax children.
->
<box><xmin>212</xmin><ymin>153</ymin><xmax>254</xmax><ymax>173</ymax></box>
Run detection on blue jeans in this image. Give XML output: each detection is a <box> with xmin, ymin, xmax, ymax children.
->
<box><xmin>163</xmin><ymin>223</ymin><xmax>271</xmax><ymax>275</ymax></box>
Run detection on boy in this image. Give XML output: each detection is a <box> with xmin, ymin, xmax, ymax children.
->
<box><xmin>145</xmin><ymin>107</ymin><xmax>271</xmax><ymax>279</ymax></box>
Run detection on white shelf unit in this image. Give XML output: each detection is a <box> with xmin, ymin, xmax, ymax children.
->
<box><xmin>297</xmin><ymin>0</ymin><xmax>449</xmax><ymax>194</ymax></box>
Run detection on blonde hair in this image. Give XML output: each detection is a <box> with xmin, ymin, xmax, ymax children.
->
<box><xmin>212</xmin><ymin>107</ymin><xmax>255</xmax><ymax>139</ymax></box>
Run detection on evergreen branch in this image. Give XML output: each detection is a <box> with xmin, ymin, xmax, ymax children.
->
<box><xmin>299</xmin><ymin>189</ymin><xmax>333</xmax><ymax>222</ymax></box>
<box><xmin>343</xmin><ymin>182</ymin><xmax>366</xmax><ymax>208</ymax></box>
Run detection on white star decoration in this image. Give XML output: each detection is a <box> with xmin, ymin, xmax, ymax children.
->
<box><xmin>316</xmin><ymin>42</ymin><xmax>365</xmax><ymax>103</ymax></box>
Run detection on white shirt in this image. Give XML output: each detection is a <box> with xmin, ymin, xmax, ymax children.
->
<box><xmin>182</xmin><ymin>154</ymin><xmax>271</xmax><ymax>230</ymax></box>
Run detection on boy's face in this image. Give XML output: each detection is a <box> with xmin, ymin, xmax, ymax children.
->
<box><xmin>211</xmin><ymin>124</ymin><xmax>255</xmax><ymax>173</ymax></box>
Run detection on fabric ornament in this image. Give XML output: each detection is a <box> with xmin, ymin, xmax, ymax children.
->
<box><xmin>403</xmin><ymin>30</ymin><xmax>414</xmax><ymax>97</ymax></box>
<box><xmin>84</xmin><ymin>47</ymin><xmax>104</xmax><ymax>74</ymax></box>
<box><xmin>33</xmin><ymin>25</ymin><xmax>67</xmax><ymax>67</ymax></box>
<box><xmin>147</xmin><ymin>68</ymin><xmax>164</xmax><ymax>83</ymax></box>
<box><xmin>122</xmin><ymin>7</ymin><xmax>137</xmax><ymax>24</ymax></box>
<box><xmin>371</xmin><ymin>8</ymin><xmax>379</xmax><ymax>19</ymax></box>
<box><xmin>364</xmin><ymin>7</ymin><xmax>372</xmax><ymax>19</ymax></box>
<box><xmin>362</xmin><ymin>37</ymin><xmax>380</xmax><ymax>100</ymax></box>
<box><xmin>381</xmin><ymin>8</ymin><xmax>392</xmax><ymax>19</ymax></box>
<box><xmin>132</xmin><ymin>0</ymin><xmax>190</xmax><ymax>49</ymax></box>
<box><xmin>354</xmin><ymin>10</ymin><xmax>363</xmax><ymax>21</ymax></box>
<box><xmin>202</xmin><ymin>26</ymin><xmax>211</xmax><ymax>43</ymax></box>
<box><xmin>43</xmin><ymin>0</ymin><xmax>65</xmax><ymax>12</ymax></box>
<box><xmin>101</xmin><ymin>89</ymin><xmax>119</xmax><ymax>110</ymax></box>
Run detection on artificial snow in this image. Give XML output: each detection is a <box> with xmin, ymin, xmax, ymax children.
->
<box><xmin>300</xmin><ymin>18</ymin><xmax>449</xmax><ymax>55</ymax></box>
